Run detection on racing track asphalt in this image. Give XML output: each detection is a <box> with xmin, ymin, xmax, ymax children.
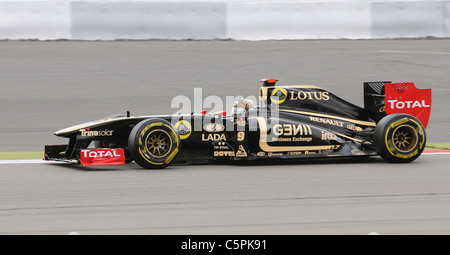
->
<box><xmin>0</xmin><ymin>39</ymin><xmax>449</xmax><ymax>234</ymax></box>
<box><xmin>1</xmin><ymin>39</ymin><xmax>449</xmax><ymax>151</ymax></box>
<box><xmin>1</xmin><ymin>155</ymin><xmax>450</xmax><ymax>234</ymax></box>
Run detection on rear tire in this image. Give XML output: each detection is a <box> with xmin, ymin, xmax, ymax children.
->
<box><xmin>374</xmin><ymin>113</ymin><xmax>426</xmax><ymax>163</ymax></box>
<box><xmin>128</xmin><ymin>119</ymin><xmax>180</xmax><ymax>169</ymax></box>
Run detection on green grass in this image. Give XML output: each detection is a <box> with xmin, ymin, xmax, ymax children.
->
<box><xmin>425</xmin><ymin>143</ymin><xmax>450</xmax><ymax>150</ymax></box>
<box><xmin>0</xmin><ymin>152</ymin><xmax>43</xmax><ymax>160</ymax></box>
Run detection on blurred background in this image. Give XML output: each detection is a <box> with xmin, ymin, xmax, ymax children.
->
<box><xmin>1</xmin><ymin>0</ymin><xmax>449</xmax><ymax>40</ymax></box>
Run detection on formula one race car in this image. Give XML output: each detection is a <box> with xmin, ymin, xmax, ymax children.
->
<box><xmin>45</xmin><ymin>79</ymin><xmax>431</xmax><ymax>169</ymax></box>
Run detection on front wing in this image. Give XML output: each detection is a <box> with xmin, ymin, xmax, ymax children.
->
<box><xmin>45</xmin><ymin>145</ymin><xmax>125</xmax><ymax>166</ymax></box>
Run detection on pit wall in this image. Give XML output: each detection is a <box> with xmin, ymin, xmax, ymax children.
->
<box><xmin>1</xmin><ymin>0</ymin><xmax>449</xmax><ymax>40</ymax></box>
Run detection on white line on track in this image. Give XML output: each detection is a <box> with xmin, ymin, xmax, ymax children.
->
<box><xmin>377</xmin><ymin>50</ymin><xmax>450</xmax><ymax>55</ymax></box>
<box><xmin>422</xmin><ymin>152</ymin><xmax>450</xmax><ymax>155</ymax></box>
<box><xmin>0</xmin><ymin>160</ymin><xmax>64</xmax><ymax>164</ymax></box>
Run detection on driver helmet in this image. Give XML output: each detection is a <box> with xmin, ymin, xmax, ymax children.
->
<box><xmin>231</xmin><ymin>99</ymin><xmax>255</xmax><ymax>116</ymax></box>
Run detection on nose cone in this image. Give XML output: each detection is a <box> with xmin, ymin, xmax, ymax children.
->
<box><xmin>54</xmin><ymin>120</ymin><xmax>103</xmax><ymax>137</ymax></box>
<box><xmin>54</xmin><ymin>126</ymin><xmax>81</xmax><ymax>137</ymax></box>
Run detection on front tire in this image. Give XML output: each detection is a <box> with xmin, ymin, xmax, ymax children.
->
<box><xmin>374</xmin><ymin>113</ymin><xmax>426</xmax><ymax>163</ymax></box>
<box><xmin>128</xmin><ymin>119</ymin><xmax>180</xmax><ymax>169</ymax></box>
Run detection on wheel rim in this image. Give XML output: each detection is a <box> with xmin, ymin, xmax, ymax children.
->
<box><xmin>391</xmin><ymin>124</ymin><xmax>418</xmax><ymax>153</ymax></box>
<box><xmin>145</xmin><ymin>129</ymin><xmax>172</xmax><ymax>158</ymax></box>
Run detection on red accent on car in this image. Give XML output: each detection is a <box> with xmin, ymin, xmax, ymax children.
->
<box><xmin>79</xmin><ymin>148</ymin><xmax>125</xmax><ymax>166</ymax></box>
<box><xmin>385</xmin><ymin>82</ymin><xmax>432</xmax><ymax>128</ymax></box>
<box><xmin>200</xmin><ymin>110</ymin><xmax>207</xmax><ymax>115</ymax></box>
<box><xmin>214</xmin><ymin>111</ymin><xmax>227</xmax><ymax>116</ymax></box>
<box><xmin>260</xmin><ymin>78</ymin><xmax>278</xmax><ymax>83</ymax></box>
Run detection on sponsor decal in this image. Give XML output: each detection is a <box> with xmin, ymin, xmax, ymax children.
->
<box><xmin>385</xmin><ymin>82</ymin><xmax>431</xmax><ymax>128</ymax></box>
<box><xmin>81</xmin><ymin>149</ymin><xmax>121</xmax><ymax>158</ymax></box>
<box><xmin>202</xmin><ymin>133</ymin><xmax>227</xmax><ymax>141</ymax></box>
<box><xmin>390</xmin><ymin>117</ymin><xmax>409</xmax><ymax>128</ymax></box>
<box><xmin>214</xmin><ymin>145</ymin><xmax>231</xmax><ymax>150</ymax></box>
<box><xmin>174</xmin><ymin>120</ymin><xmax>192</xmax><ymax>140</ymax></box>
<box><xmin>387</xmin><ymin>100</ymin><xmax>430</xmax><ymax>109</ymax></box>
<box><xmin>214</xmin><ymin>142</ymin><xmax>231</xmax><ymax>150</ymax></box>
<box><xmin>309</xmin><ymin>116</ymin><xmax>343</xmax><ymax>127</ymax></box>
<box><xmin>321</xmin><ymin>131</ymin><xmax>338</xmax><ymax>141</ymax></box>
<box><xmin>308</xmin><ymin>115</ymin><xmax>365</xmax><ymax>133</ymax></box>
<box><xmin>271</xmin><ymin>124</ymin><xmax>313</xmax><ymax>142</ymax></box>
<box><xmin>214</xmin><ymin>151</ymin><xmax>235</xmax><ymax>157</ymax></box>
<box><xmin>305</xmin><ymin>151</ymin><xmax>316</xmax><ymax>155</ymax></box>
<box><xmin>80</xmin><ymin>129</ymin><xmax>113</xmax><ymax>137</ymax></box>
<box><xmin>203</xmin><ymin>123</ymin><xmax>225</xmax><ymax>132</ymax></box>
<box><xmin>257</xmin><ymin>152</ymin><xmax>265</xmax><ymax>156</ymax></box>
<box><xmin>79</xmin><ymin>148</ymin><xmax>125</xmax><ymax>166</ymax></box>
<box><xmin>288</xmin><ymin>151</ymin><xmax>303</xmax><ymax>155</ymax></box>
<box><xmin>236</xmin><ymin>145</ymin><xmax>248</xmax><ymax>157</ymax></box>
<box><xmin>347</xmin><ymin>124</ymin><xmax>363</xmax><ymax>132</ymax></box>
<box><xmin>380</xmin><ymin>105</ymin><xmax>386</xmax><ymax>112</ymax></box>
<box><xmin>270</xmin><ymin>88</ymin><xmax>287</xmax><ymax>104</ymax></box>
<box><xmin>257</xmin><ymin>117</ymin><xmax>340</xmax><ymax>152</ymax></box>
<box><xmin>290</xmin><ymin>91</ymin><xmax>329</xmax><ymax>101</ymax></box>
<box><xmin>279</xmin><ymin>109</ymin><xmax>376</xmax><ymax>127</ymax></box>
<box><xmin>272</xmin><ymin>136</ymin><xmax>312</xmax><ymax>142</ymax></box>
<box><xmin>268</xmin><ymin>152</ymin><xmax>283</xmax><ymax>157</ymax></box>
<box><xmin>273</xmin><ymin>124</ymin><xmax>312</xmax><ymax>136</ymax></box>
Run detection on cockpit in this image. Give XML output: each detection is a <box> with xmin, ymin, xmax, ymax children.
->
<box><xmin>230</xmin><ymin>99</ymin><xmax>256</xmax><ymax>117</ymax></box>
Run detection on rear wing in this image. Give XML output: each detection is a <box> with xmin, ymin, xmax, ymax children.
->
<box><xmin>364</xmin><ymin>81</ymin><xmax>431</xmax><ymax>128</ymax></box>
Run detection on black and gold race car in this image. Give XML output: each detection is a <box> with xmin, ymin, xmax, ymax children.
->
<box><xmin>45</xmin><ymin>79</ymin><xmax>431</xmax><ymax>169</ymax></box>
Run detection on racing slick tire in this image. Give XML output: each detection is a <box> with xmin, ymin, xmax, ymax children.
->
<box><xmin>374</xmin><ymin>113</ymin><xmax>426</xmax><ymax>163</ymax></box>
<box><xmin>128</xmin><ymin>118</ymin><xmax>180</xmax><ymax>169</ymax></box>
